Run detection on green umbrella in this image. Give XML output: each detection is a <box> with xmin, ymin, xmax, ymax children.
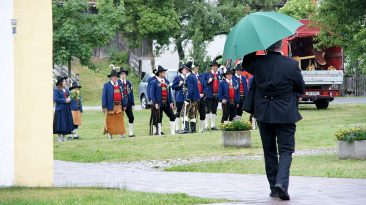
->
<box><xmin>223</xmin><ymin>12</ymin><xmax>303</xmax><ymax>61</ymax></box>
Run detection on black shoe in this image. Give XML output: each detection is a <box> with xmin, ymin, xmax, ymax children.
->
<box><xmin>211</xmin><ymin>127</ymin><xmax>218</xmax><ymax>130</ymax></box>
<box><xmin>73</xmin><ymin>135</ymin><xmax>79</xmax><ymax>140</ymax></box>
<box><xmin>274</xmin><ymin>184</ymin><xmax>290</xmax><ymax>200</ymax></box>
<box><xmin>67</xmin><ymin>136</ymin><xmax>73</xmax><ymax>140</ymax></box>
<box><xmin>190</xmin><ymin>122</ymin><xmax>196</xmax><ymax>133</ymax></box>
<box><xmin>161</xmin><ymin>131</ymin><xmax>165</xmax><ymax>135</ymax></box>
<box><xmin>269</xmin><ymin>189</ymin><xmax>279</xmax><ymax>198</ymax></box>
<box><xmin>129</xmin><ymin>134</ymin><xmax>136</xmax><ymax>138</ymax></box>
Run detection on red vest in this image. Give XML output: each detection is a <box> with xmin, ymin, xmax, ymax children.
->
<box><xmin>229</xmin><ymin>81</ymin><xmax>235</xmax><ymax>104</ymax></box>
<box><xmin>161</xmin><ymin>81</ymin><xmax>168</xmax><ymax>103</ymax></box>
<box><xmin>197</xmin><ymin>77</ymin><xmax>203</xmax><ymax>94</ymax></box>
<box><xmin>212</xmin><ymin>73</ymin><xmax>219</xmax><ymax>95</ymax></box>
<box><xmin>113</xmin><ymin>84</ymin><xmax>122</xmax><ymax>102</ymax></box>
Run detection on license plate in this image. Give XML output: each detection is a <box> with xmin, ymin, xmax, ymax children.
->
<box><xmin>306</xmin><ymin>91</ymin><xmax>320</xmax><ymax>96</ymax></box>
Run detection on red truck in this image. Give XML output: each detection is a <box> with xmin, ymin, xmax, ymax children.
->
<box><xmin>282</xmin><ymin>19</ymin><xmax>344</xmax><ymax>109</ymax></box>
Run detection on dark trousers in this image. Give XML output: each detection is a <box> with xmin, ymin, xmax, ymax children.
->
<box><xmin>236</xmin><ymin>96</ymin><xmax>245</xmax><ymax>116</ymax></box>
<box><xmin>175</xmin><ymin>102</ymin><xmax>184</xmax><ymax>118</ymax></box>
<box><xmin>153</xmin><ymin>103</ymin><xmax>176</xmax><ymax>125</ymax></box>
<box><xmin>125</xmin><ymin>105</ymin><xmax>134</xmax><ymax>123</ymax></box>
<box><xmin>205</xmin><ymin>96</ymin><xmax>219</xmax><ymax>114</ymax></box>
<box><xmin>257</xmin><ymin>121</ymin><xmax>296</xmax><ymax>191</ymax></box>
<box><xmin>198</xmin><ymin>98</ymin><xmax>206</xmax><ymax>120</ymax></box>
<box><xmin>221</xmin><ymin>103</ymin><xmax>237</xmax><ymax>123</ymax></box>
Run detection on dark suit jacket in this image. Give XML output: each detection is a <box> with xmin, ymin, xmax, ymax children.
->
<box><xmin>118</xmin><ymin>79</ymin><xmax>135</xmax><ymax>106</ymax></box>
<box><xmin>185</xmin><ymin>73</ymin><xmax>200</xmax><ymax>102</ymax></box>
<box><xmin>242</xmin><ymin>51</ymin><xmax>305</xmax><ymax>123</ymax></box>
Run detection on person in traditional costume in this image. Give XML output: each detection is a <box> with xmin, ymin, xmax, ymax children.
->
<box><xmin>102</xmin><ymin>65</ymin><xmax>126</xmax><ymax>140</ymax></box>
<box><xmin>243</xmin><ymin>70</ymin><xmax>256</xmax><ymax>129</ymax></box>
<box><xmin>192</xmin><ymin>63</ymin><xmax>208</xmax><ymax>133</ymax></box>
<box><xmin>149</xmin><ymin>65</ymin><xmax>176</xmax><ymax>135</ymax></box>
<box><xmin>204</xmin><ymin>56</ymin><xmax>223</xmax><ymax>130</ymax></box>
<box><xmin>232</xmin><ymin>62</ymin><xmax>249</xmax><ymax>121</ymax></box>
<box><xmin>172</xmin><ymin>64</ymin><xmax>186</xmax><ymax>132</ymax></box>
<box><xmin>53</xmin><ymin>76</ymin><xmax>74</xmax><ymax>142</ymax></box>
<box><xmin>118</xmin><ymin>67</ymin><xmax>136</xmax><ymax>138</ymax></box>
<box><xmin>218</xmin><ymin>69</ymin><xmax>240</xmax><ymax>123</ymax></box>
<box><xmin>147</xmin><ymin>67</ymin><xmax>165</xmax><ymax>135</ymax></box>
<box><xmin>180</xmin><ymin>61</ymin><xmax>200</xmax><ymax>133</ymax></box>
<box><xmin>69</xmin><ymin>81</ymin><xmax>83</xmax><ymax>139</ymax></box>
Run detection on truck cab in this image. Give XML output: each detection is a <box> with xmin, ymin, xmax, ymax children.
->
<box><xmin>283</xmin><ymin>19</ymin><xmax>344</xmax><ymax>109</ymax></box>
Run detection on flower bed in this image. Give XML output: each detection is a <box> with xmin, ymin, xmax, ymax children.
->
<box><xmin>336</xmin><ymin>127</ymin><xmax>366</xmax><ymax>160</ymax></box>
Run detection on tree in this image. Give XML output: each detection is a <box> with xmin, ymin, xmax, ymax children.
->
<box><xmin>279</xmin><ymin>0</ymin><xmax>316</xmax><ymax>20</ymax></box>
<box><xmin>122</xmin><ymin>0</ymin><xmax>180</xmax><ymax>68</ymax></box>
<box><xmin>53</xmin><ymin>0</ymin><xmax>124</xmax><ymax>77</ymax></box>
<box><xmin>173</xmin><ymin>0</ymin><xmax>250</xmax><ymax>66</ymax></box>
<box><xmin>315</xmin><ymin>0</ymin><xmax>366</xmax><ymax>74</ymax></box>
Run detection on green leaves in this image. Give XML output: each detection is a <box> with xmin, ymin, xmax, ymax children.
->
<box><xmin>123</xmin><ymin>0</ymin><xmax>180</xmax><ymax>48</ymax></box>
<box><xmin>279</xmin><ymin>0</ymin><xmax>315</xmax><ymax>20</ymax></box>
<box><xmin>53</xmin><ymin>0</ymin><xmax>125</xmax><ymax>72</ymax></box>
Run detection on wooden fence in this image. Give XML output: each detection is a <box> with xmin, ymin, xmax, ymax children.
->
<box><xmin>341</xmin><ymin>75</ymin><xmax>366</xmax><ymax>96</ymax></box>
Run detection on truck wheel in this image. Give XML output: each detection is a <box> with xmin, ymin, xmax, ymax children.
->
<box><xmin>315</xmin><ymin>100</ymin><xmax>329</xmax><ymax>109</ymax></box>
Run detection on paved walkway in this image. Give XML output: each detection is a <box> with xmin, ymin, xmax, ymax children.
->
<box><xmin>55</xmin><ymin>159</ymin><xmax>366</xmax><ymax>205</ymax></box>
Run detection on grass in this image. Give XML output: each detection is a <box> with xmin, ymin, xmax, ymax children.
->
<box><xmin>54</xmin><ymin>104</ymin><xmax>366</xmax><ymax>162</ymax></box>
<box><xmin>0</xmin><ymin>187</ymin><xmax>225</xmax><ymax>205</ymax></box>
<box><xmin>72</xmin><ymin>58</ymin><xmax>141</xmax><ymax>106</ymax></box>
<box><xmin>165</xmin><ymin>154</ymin><xmax>366</xmax><ymax>179</ymax></box>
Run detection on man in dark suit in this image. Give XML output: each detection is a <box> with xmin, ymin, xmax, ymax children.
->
<box><xmin>242</xmin><ymin>40</ymin><xmax>305</xmax><ymax>200</ymax></box>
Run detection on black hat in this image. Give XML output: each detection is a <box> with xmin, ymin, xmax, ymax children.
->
<box><xmin>179</xmin><ymin>61</ymin><xmax>193</xmax><ymax>73</ymax></box>
<box><xmin>69</xmin><ymin>82</ymin><xmax>82</xmax><ymax>90</ymax></box>
<box><xmin>107</xmin><ymin>65</ymin><xmax>120</xmax><ymax>78</ymax></box>
<box><xmin>56</xmin><ymin>76</ymin><xmax>67</xmax><ymax>86</ymax></box>
<box><xmin>155</xmin><ymin>65</ymin><xmax>168</xmax><ymax>76</ymax></box>
<box><xmin>118</xmin><ymin>67</ymin><xmax>129</xmax><ymax>76</ymax></box>
<box><xmin>210</xmin><ymin>55</ymin><xmax>222</xmax><ymax>67</ymax></box>
<box><xmin>233</xmin><ymin>63</ymin><xmax>243</xmax><ymax>71</ymax></box>
<box><xmin>192</xmin><ymin>63</ymin><xmax>200</xmax><ymax>69</ymax></box>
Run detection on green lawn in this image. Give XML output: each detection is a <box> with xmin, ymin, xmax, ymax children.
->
<box><xmin>165</xmin><ymin>154</ymin><xmax>366</xmax><ymax>179</ymax></box>
<box><xmin>54</xmin><ymin>104</ymin><xmax>366</xmax><ymax>162</ymax></box>
<box><xmin>72</xmin><ymin>59</ymin><xmax>141</xmax><ymax>106</ymax></box>
<box><xmin>0</xmin><ymin>187</ymin><xmax>224</xmax><ymax>205</ymax></box>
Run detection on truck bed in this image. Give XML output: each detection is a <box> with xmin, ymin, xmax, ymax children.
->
<box><xmin>301</xmin><ymin>70</ymin><xmax>344</xmax><ymax>85</ymax></box>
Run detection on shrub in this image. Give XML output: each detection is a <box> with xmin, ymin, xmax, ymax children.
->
<box><xmin>220</xmin><ymin>120</ymin><xmax>252</xmax><ymax>131</ymax></box>
<box><xmin>110</xmin><ymin>51</ymin><xmax>129</xmax><ymax>65</ymax></box>
<box><xmin>336</xmin><ymin>127</ymin><xmax>366</xmax><ymax>143</ymax></box>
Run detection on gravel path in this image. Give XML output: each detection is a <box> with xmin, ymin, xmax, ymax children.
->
<box><xmin>55</xmin><ymin>148</ymin><xmax>335</xmax><ymax>171</ymax></box>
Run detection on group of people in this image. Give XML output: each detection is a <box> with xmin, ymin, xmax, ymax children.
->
<box><xmin>53</xmin><ymin>56</ymin><xmax>254</xmax><ymax>140</ymax></box>
<box><xmin>146</xmin><ymin>57</ymin><xmax>254</xmax><ymax>136</ymax></box>
<box><xmin>53</xmin><ymin>76</ymin><xmax>83</xmax><ymax>142</ymax></box>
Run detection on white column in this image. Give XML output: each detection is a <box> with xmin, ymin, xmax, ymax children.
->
<box><xmin>0</xmin><ymin>0</ymin><xmax>15</xmax><ymax>186</ymax></box>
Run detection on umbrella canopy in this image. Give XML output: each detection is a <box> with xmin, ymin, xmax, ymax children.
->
<box><xmin>223</xmin><ymin>12</ymin><xmax>303</xmax><ymax>61</ymax></box>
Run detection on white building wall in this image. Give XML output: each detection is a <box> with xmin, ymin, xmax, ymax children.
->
<box><xmin>0</xmin><ymin>0</ymin><xmax>15</xmax><ymax>186</ymax></box>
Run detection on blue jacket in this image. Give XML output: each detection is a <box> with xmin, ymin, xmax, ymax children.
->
<box><xmin>233</xmin><ymin>74</ymin><xmax>249</xmax><ymax>97</ymax></box>
<box><xmin>150</xmin><ymin>78</ymin><xmax>173</xmax><ymax>106</ymax></box>
<box><xmin>102</xmin><ymin>81</ymin><xmax>127</xmax><ymax>111</ymax></box>
<box><xmin>118</xmin><ymin>79</ymin><xmax>135</xmax><ymax>106</ymax></box>
<box><xmin>172</xmin><ymin>75</ymin><xmax>185</xmax><ymax>103</ymax></box>
<box><xmin>70</xmin><ymin>97</ymin><xmax>83</xmax><ymax>112</ymax></box>
<box><xmin>204</xmin><ymin>71</ymin><xmax>222</xmax><ymax>99</ymax></box>
<box><xmin>185</xmin><ymin>73</ymin><xmax>200</xmax><ymax>102</ymax></box>
<box><xmin>54</xmin><ymin>88</ymin><xmax>71</xmax><ymax>111</ymax></box>
<box><xmin>218</xmin><ymin>79</ymin><xmax>240</xmax><ymax>104</ymax></box>
<box><xmin>147</xmin><ymin>76</ymin><xmax>157</xmax><ymax>101</ymax></box>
